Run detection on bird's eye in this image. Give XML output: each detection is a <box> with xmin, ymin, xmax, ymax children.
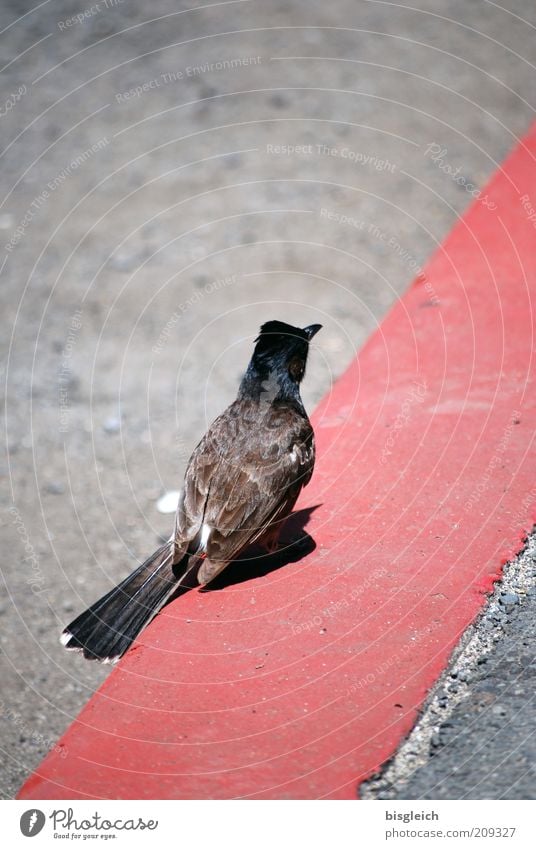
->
<box><xmin>289</xmin><ymin>357</ymin><xmax>304</xmax><ymax>381</ymax></box>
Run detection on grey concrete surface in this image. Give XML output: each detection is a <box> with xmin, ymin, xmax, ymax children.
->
<box><xmin>1</xmin><ymin>0</ymin><xmax>535</xmax><ymax>798</ymax></box>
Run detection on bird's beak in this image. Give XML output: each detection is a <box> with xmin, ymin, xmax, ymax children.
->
<box><xmin>303</xmin><ymin>323</ymin><xmax>322</xmax><ymax>340</ymax></box>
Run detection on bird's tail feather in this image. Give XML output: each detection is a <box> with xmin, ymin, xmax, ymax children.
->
<box><xmin>61</xmin><ymin>542</ymin><xmax>191</xmax><ymax>663</ymax></box>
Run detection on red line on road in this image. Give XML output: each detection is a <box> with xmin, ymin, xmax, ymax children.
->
<box><xmin>19</xmin><ymin>125</ymin><xmax>536</xmax><ymax>800</ymax></box>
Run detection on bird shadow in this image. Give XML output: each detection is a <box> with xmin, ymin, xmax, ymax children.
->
<box><xmin>204</xmin><ymin>504</ymin><xmax>320</xmax><ymax>590</ymax></box>
<box><xmin>165</xmin><ymin>504</ymin><xmax>320</xmax><ymax>604</ymax></box>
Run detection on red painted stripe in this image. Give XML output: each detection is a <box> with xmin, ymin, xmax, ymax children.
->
<box><xmin>19</xmin><ymin>126</ymin><xmax>536</xmax><ymax>800</ymax></box>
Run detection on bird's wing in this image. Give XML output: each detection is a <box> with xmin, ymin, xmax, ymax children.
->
<box><xmin>175</xmin><ymin>400</ymin><xmax>315</xmax><ymax>567</ymax></box>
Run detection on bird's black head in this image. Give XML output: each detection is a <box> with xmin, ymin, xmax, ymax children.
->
<box><xmin>238</xmin><ymin>320</ymin><xmax>322</xmax><ymax>405</ymax></box>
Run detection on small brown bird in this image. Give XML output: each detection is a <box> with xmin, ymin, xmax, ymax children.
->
<box><xmin>61</xmin><ymin>320</ymin><xmax>322</xmax><ymax>662</ymax></box>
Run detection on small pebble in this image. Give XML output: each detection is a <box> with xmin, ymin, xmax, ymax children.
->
<box><xmin>156</xmin><ymin>490</ymin><xmax>181</xmax><ymax>514</ymax></box>
<box><xmin>430</xmin><ymin>731</ymin><xmax>442</xmax><ymax>749</ymax></box>
<box><xmin>225</xmin><ymin>153</ymin><xmax>242</xmax><ymax>169</ymax></box>
<box><xmin>271</xmin><ymin>93</ymin><xmax>288</xmax><ymax>109</ymax></box>
<box><xmin>499</xmin><ymin>592</ymin><xmax>519</xmax><ymax>614</ymax></box>
<box><xmin>103</xmin><ymin>417</ymin><xmax>121</xmax><ymax>434</ymax></box>
<box><xmin>0</xmin><ymin>213</ymin><xmax>14</xmax><ymax>230</ymax></box>
<box><xmin>499</xmin><ymin>592</ymin><xmax>519</xmax><ymax>604</ymax></box>
<box><xmin>44</xmin><ymin>481</ymin><xmax>64</xmax><ymax>495</ymax></box>
<box><xmin>108</xmin><ymin>252</ymin><xmax>139</xmax><ymax>273</ymax></box>
<box><xmin>322</xmin><ymin>336</ymin><xmax>345</xmax><ymax>352</ymax></box>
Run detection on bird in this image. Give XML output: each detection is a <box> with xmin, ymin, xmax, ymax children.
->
<box><xmin>61</xmin><ymin>320</ymin><xmax>322</xmax><ymax>663</ymax></box>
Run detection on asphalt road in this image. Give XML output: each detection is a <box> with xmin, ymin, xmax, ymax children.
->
<box><xmin>1</xmin><ymin>0</ymin><xmax>535</xmax><ymax>798</ymax></box>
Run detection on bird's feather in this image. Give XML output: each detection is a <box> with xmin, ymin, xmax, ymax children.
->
<box><xmin>175</xmin><ymin>398</ymin><xmax>315</xmax><ymax>576</ymax></box>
